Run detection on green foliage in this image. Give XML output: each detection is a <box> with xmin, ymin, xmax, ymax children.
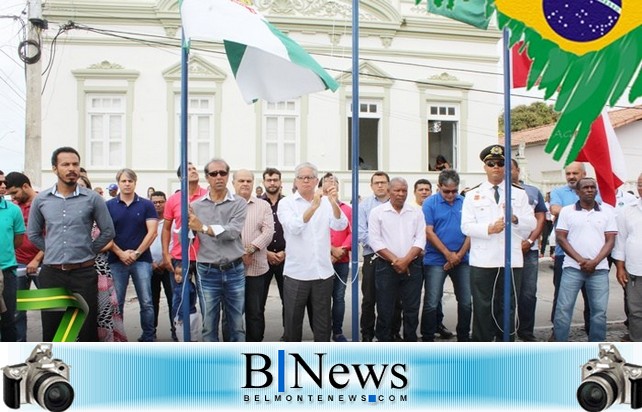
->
<box><xmin>498</xmin><ymin>102</ymin><xmax>560</xmax><ymax>133</ymax></box>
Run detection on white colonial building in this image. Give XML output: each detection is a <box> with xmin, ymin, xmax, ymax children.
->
<box><xmin>511</xmin><ymin>106</ymin><xmax>642</xmax><ymax>194</ymax></box>
<box><xmin>39</xmin><ymin>0</ymin><xmax>504</xmax><ymax>197</ymax></box>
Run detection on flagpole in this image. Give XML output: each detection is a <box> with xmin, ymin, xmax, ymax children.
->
<box><xmin>180</xmin><ymin>30</ymin><xmax>191</xmax><ymax>342</ymax></box>
<box><xmin>350</xmin><ymin>0</ymin><xmax>360</xmax><ymax>343</ymax></box>
<box><xmin>502</xmin><ymin>28</ymin><xmax>513</xmax><ymax>342</ymax></box>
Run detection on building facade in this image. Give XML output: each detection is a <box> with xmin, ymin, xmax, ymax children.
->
<box><xmin>40</xmin><ymin>0</ymin><xmax>504</xmax><ymax>197</ymax></box>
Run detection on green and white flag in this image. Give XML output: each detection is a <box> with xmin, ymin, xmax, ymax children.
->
<box><xmin>180</xmin><ymin>0</ymin><xmax>339</xmax><ymax>103</ymax></box>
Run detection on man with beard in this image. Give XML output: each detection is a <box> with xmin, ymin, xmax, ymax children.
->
<box><xmin>28</xmin><ymin>147</ymin><xmax>114</xmax><ymax>341</ymax></box>
<box><xmin>260</xmin><ymin>168</ymin><xmax>287</xmax><ymax>337</ymax></box>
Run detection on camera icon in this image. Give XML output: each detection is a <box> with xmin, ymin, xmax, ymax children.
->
<box><xmin>3</xmin><ymin>344</ymin><xmax>74</xmax><ymax>412</ymax></box>
<box><xmin>578</xmin><ymin>343</ymin><xmax>642</xmax><ymax>411</ymax></box>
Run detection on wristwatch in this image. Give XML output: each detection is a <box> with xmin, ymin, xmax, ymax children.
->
<box><xmin>134</xmin><ymin>250</ymin><xmax>141</xmax><ymax>258</ymax></box>
<box><xmin>248</xmin><ymin>245</ymin><xmax>258</xmax><ymax>254</ymax></box>
<box><xmin>201</xmin><ymin>224</ymin><xmax>208</xmax><ymax>234</ymax></box>
<box><xmin>526</xmin><ymin>239</ymin><xmax>534</xmax><ymax>245</ymax></box>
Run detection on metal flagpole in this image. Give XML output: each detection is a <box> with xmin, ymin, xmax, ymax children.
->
<box><xmin>180</xmin><ymin>30</ymin><xmax>192</xmax><ymax>342</ymax></box>
<box><xmin>502</xmin><ymin>28</ymin><xmax>513</xmax><ymax>342</ymax></box>
<box><xmin>350</xmin><ymin>0</ymin><xmax>360</xmax><ymax>342</ymax></box>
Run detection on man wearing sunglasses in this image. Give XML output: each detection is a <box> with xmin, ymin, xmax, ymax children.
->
<box><xmin>461</xmin><ymin>145</ymin><xmax>536</xmax><ymax>342</ymax></box>
<box><xmin>188</xmin><ymin>159</ymin><xmax>248</xmax><ymax>342</ymax></box>
<box><xmin>421</xmin><ymin>169</ymin><xmax>471</xmax><ymax>342</ymax></box>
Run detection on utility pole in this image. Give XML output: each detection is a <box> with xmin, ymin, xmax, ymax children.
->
<box><xmin>23</xmin><ymin>0</ymin><xmax>45</xmax><ymax>187</ymax></box>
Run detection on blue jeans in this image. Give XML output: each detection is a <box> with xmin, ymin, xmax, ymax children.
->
<box><xmin>332</xmin><ymin>262</ymin><xmax>349</xmax><ymax>335</ymax></box>
<box><xmin>421</xmin><ymin>263</ymin><xmax>471</xmax><ymax>341</ymax></box>
<box><xmin>518</xmin><ymin>249</ymin><xmax>539</xmax><ymax>336</ymax></box>
<box><xmin>374</xmin><ymin>258</ymin><xmax>423</xmax><ymax>342</ymax></box>
<box><xmin>111</xmin><ymin>261</ymin><xmax>155</xmax><ymax>342</ymax></box>
<box><xmin>554</xmin><ymin>267</ymin><xmax>609</xmax><ymax>342</ymax></box>
<box><xmin>196</xmin><ymin>262</ymin><xmax>245</xmax><ymax>342</ymax></box>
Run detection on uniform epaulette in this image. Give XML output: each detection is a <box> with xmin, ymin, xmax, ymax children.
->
<box><xmin>460</xmin><ymin>183</ymin><xmax>481</xmax><ymax>197</ymax></box>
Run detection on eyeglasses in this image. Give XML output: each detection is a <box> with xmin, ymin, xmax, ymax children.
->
<box><xmin>440</xmin><ymin>189</ymin><xmax>459</xmax><ymax>195</ymax></box>
<box><xmin>0</xmin><ymin>181</ymin><xmax>6</xmax><ymax>186</ymax></box>
<box><xmin>485</xmin><ymin>160</ymin><xmax>505</xmax><ymax>168</ymax></box>
<box><xmin>296</xmin><ymin>175</ymin><xmax>316</xmax><ymax>181</ymax></box>
<box><xmin>152</xmin><ymin>200</ymin><xmax>166</xmax><ymax>205</ymax></box>
<box><xmin>207</xmin><ymin>170</ymin><xmax>229</xmax><ymax>177</ymax></box>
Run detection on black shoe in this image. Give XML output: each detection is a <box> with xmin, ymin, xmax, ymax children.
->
<box><xmin>362</xmin><ymin>335</ymin><xmax>373</xmax><ymax>342</ymax></box>
<box><xmin>518</xmin><ymin>333</ymin><xmax>539</xmax><ymax>342</ymax></box>
<box><xmin>435</xmin><ymin>324</ymin><xmax>454</xmax><ymax>339</ymax></box>
<box><xmin>457</xmin><ymin>335</ymin><xmax>471</xmax><ymax>342</ymax></box>
<box><xmin>171</xmin><ymin>331</ymin><xmax>178</xmax><ymax>342</ymax></box>
<box><xmin>422</xmin><ymin>336</ymin><xmax>435</xmax><ymax>342</ymax></box>
<box><xmin>392</xmin><ymin>334</ymin><xmax>403</xmax><ymax>342</ymax></box>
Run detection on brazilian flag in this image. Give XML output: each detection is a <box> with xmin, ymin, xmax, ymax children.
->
<box><xmin>418</xmin><ymin>0</ymin><xmax>642</xmax><ymax>165</ymax></box>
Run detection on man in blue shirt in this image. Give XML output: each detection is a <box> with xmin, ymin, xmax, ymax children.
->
<box><xmin>106</xmin><ymin>168</ymin><xmax>158</xmax><ymax>342</ymax></box>
<box><xmin>421</xmin><ymin>169</ymin><xmax>471</xmax><ymax>342</ymax></box>
<box><xmin>358</xmin><ymin>171</ymin><xmax>390</xmax><ymax>342</ymax></box>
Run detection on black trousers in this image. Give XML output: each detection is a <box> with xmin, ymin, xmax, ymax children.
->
<box><xmin>151</xmin><ymin>268</ymin><xmax>174</xmax><ymax>333</ymax></box>
<box><xmin>39</xmin><ymin>265</ymin><xmax>98</xmax><ymax>342</ymax></box>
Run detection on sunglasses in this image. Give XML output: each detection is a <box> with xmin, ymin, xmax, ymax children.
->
<box><xmin>207</xmin><ymin>170</ymin><xmax>229</xmax><ymax>177</ymax></box>
<box><xmin>485</xmin><ymin>160</ymin><xmax>505</xmax><ymax>168</ymax></box>
<box><xmin>440</xmin><ymin>189</ymin><xmax>459</xmax><ymax>195</ymax></box>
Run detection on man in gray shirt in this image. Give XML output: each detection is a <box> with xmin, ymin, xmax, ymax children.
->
<box><xmin>188</xmin><ymin>158</ymin><xmax>247</xmax><ymax>342</ymax></box>
<box><xmin>28</xmin><ymin>146</ymin><xmax>114</xmax><ymax>342</ymax></box>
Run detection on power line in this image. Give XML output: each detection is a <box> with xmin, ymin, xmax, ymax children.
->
<box><xmin>40</xmin><ymin>20</ymin><xmax>642</xmax><ymax>113</ymax></box>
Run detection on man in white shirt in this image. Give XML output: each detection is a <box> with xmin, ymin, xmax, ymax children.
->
<box><xmin>613</xmin><ymin>173</ymin><xmax>642</xmax><ymax>341</ymax></box>
<box><xmin>461</xmin><ymin>145</ymin><xmax>536</xmax><ymax>342</ymax></box>
<box><xmin>554</xmin><ymin>177</ymin><xmax>617</xmax><ymax>342</ymax></box>
<box><xmin>277</xmin><ymin>162</ymin><xmax>348</xmax><ymax>342</ymax></box>
<box><xmin>369</xmin><ymin>177</ymin><xmax>425</xmax><ymax>342</ymax></box>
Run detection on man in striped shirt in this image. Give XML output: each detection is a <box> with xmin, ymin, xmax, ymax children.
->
<box><xmin>233</xmin><ymin>169</ymin><xmax>274</xmax><ymax>342</ymax></box>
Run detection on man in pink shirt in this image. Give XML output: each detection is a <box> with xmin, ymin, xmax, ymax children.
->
<box><xmin>161</xmin><ymin>163</ymin><xmax>208</xmax><ymax>332</ymax></box>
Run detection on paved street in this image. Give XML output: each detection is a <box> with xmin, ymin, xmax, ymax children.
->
<box><xmin>26</xmin><ymin>258</ymin><xmax>628</xmax><ymax>342</ymax></box>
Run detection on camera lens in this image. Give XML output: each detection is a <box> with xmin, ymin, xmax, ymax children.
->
<box><xmin>577</xmin><ymin>372</ymin><xmax>618</xmax><ymax>412</ymax></box>
<box><xmin>43</xmin><ymin>382</ymin><xmax>73</xmax><ymax>412</ymax></box>
<box><xmin>33</xmin><ymin>372</ymin><xmax>74</xmax><ymax>412</ymax></box>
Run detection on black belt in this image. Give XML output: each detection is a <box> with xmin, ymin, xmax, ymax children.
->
<box><xmin>201</xmin><ymin>257</ymin><xmax>243</xmax><ymax>272</ymax></box>
<box><xmin>46</xmin><ymin>259</ymin><xmax>95</xmax><ymax>271</ymax></box>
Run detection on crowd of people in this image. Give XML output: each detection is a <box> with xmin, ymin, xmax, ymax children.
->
<box><xmin>0</xmin><ymin>144</ymin><xmax>641</xmax><ymax>343</ymax></box>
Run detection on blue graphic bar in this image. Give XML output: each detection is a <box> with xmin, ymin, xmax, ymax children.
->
<box><xmin>278</xmin><ymin>349</ymin><xmax>285</xmax><ymax>393</ymax></box>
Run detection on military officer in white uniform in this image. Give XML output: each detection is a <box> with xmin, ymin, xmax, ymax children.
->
<box><xmin>461</xmin><ymin>145</ymin><xmax>536</xmax><ymax>342</ymax></box>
